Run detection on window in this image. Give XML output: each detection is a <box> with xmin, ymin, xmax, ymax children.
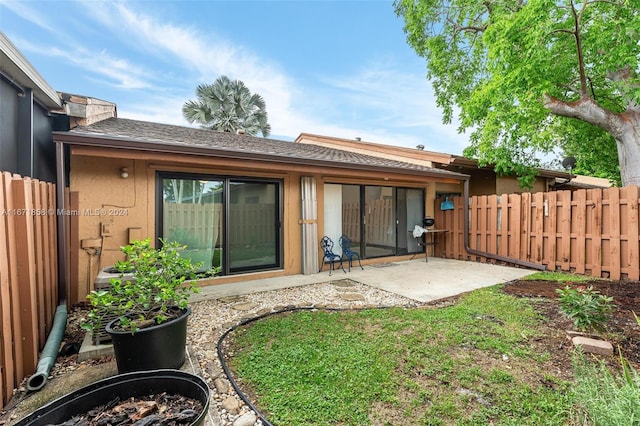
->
<box><xmin>158</xmin><ymin>173</ymin><xmax>282</xmax><ymax>275</ymax></box>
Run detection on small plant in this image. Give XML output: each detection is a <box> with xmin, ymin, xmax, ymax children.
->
<box><xmin>556</xmin><ymin>285</ymin><xmax>614</xmax><ymax>332</ymax></box>
<box><xmin>82</xmin><ymin>238</ymin><xmax>204</xmax><ymax>334</ymax></box>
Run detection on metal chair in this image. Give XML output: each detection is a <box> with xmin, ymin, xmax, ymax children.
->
<box><xmin>339</xmin><ymin>235</ymin><xmax>363</xmax><ymax>272</ymax></box>
<box><xmin>319</xmin><ymin>236</ymin><xmax>345</xmax><ymax>275</ymax></box>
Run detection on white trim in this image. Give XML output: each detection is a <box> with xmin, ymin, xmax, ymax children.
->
<box><xmin>0</xmin><ymin>31</ymin><xmax>61</xmax><ymax>109</ymax></box>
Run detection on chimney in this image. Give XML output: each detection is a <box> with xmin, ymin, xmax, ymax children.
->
<box><xmin>416</xmin><ymin>144</ymin><xmax>425</xmax><ymax>150</ymax></box>
<box><xmin>58</xmin><ymin>92</ymin><xmax>117</xmax><ymax>128</ymax></box>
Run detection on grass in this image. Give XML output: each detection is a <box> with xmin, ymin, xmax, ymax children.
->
<box><xmin>571</xmin><ymin>350</ymin><xmax>640</xmax><ymax>425</ymax></box>
<box><xmin>521</xmin><ymin>271</ymin><xmax>593</xmax><ymax>282</ymax></box>
<box><xmin>226</xmin><ymin>286</ymin><xmax>573</xmax><ymax>425</ymax></box>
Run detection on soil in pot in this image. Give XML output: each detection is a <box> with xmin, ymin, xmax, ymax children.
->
<box><xmin>44</xmin><ymin>392</ymin><xmax>203</xmax><ymax>426</ymax></box>
<box><xmin>13</xmin><ymin>370</ymin><xmax>210</xmax><ymax>426</ymax></box>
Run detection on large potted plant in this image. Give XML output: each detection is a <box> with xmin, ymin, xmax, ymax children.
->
<box><xmin>83</xmin><ymin>238</ymin><xmax>210</xmax><ymax>373</ymax></box>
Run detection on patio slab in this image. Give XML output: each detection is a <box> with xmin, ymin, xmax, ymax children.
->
<box><xmin>193</xmin><ymin>258</ymin><xmax>535</xmax><ymax>303</ymax></box>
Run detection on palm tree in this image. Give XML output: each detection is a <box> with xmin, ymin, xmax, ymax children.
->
<box><xmin>182</xmin><ymin>76</ymin><xmax>271</xmax><ymax>137</ymax></box>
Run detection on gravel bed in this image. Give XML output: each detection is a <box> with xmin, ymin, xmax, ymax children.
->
<box><xmin>187</xmin><ymin>278</ymin><xmax>421</xmax><ymax>426</ymax></box>
<box><xmin>5</xmin><ymin>279</ymin><xmax>419</xmax><ymax>426</ymax></box>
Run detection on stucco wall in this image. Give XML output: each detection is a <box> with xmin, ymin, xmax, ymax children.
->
<box><xmin>70</xmin><ymin>156</ymin><xmax>151</xmax><ymax>301</ymax></box>
<box><xmin>496</xmin><ymin>175</ymin><xmax>547</xmax><ymax>195</ymax></box>
<box><xmin>68</xmin><ymin>147</ymin><xmax>450</xmax><ymax>301</ymax></box>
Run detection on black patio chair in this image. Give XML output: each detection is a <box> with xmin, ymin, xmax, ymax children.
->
<box><xmin>339</xmin><ymin>235</ymin><xmax>363</xmax><ymax>272</ymax></box>
<box><xmin>319</xmin><ymin>236</ymin><xmax>345</xmax><ymax>275</ymax></box>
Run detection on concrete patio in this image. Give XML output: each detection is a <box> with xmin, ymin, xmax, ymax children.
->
<box><xmin>193</xmin><ymin>257</ymin><xmax>535</xmax><ymax>303</ymax></box>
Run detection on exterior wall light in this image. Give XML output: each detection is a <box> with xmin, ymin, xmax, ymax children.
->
<box><xmin>120</xmin><ymin>167</ymin><xmax>129</xmax><ymax>179</ymax></box>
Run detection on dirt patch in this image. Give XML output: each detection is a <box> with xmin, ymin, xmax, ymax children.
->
<box><xmin>500</xmin><ymin>279</ymin><xmax>640</xmax><ymax>366</ymax></box>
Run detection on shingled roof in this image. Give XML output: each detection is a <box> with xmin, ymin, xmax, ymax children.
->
<box><xmin>54</xmin><ymin>117</ymin><xmax>468</xmax><ymax>180</ymax></box>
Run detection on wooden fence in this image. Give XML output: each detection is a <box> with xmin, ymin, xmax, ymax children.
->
<box><xmin>435</xmin><ymin>186</ymin><xmax>640</xmax><ymax>280</ymax></box>
<box><xmin>0</xmin><ymin>172</ymin><xmax>58</xmax><ymax>409</ymax></box>
<box><xmin>163</xmin><ymin>202</ymin><xmax>275</xmax><ymax>247</ymax></box>
<box><xmin>343</xmin><ymin>199</ymin><xmax>395</xmax><ymax>247</ymax></box>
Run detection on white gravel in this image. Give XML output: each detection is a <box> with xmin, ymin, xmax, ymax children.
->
<box><xmin>186</xmin><ymin>278</ymin><xmax>422</xmax><ymax>426</ymax></box>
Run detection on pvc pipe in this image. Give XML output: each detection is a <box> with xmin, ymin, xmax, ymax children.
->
<box><xmin>462</xmin><ymin>179</ymin><xmax>545</xmax><ymax>271</ymax></box>
<box><xmin>26</xmin><ymin>303</ymin><xmax>67</xmax><ymax>392</ymax></box>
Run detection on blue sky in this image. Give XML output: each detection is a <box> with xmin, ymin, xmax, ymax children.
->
<box><xmin>1</xmin><ymin>0</ymin><xmax>468</xmax><ymax>153</ymax></box>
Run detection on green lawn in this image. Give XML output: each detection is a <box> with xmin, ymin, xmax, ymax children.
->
<box><xmin>225</xmin><ymin>286</ymin><xmax>573</xmax><ymax>425</ymax></box>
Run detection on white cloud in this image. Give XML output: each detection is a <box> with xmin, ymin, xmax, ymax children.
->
<box><xmin>13</xmin><ymin>38</ymin><xmax>154</xmax><ymax>90</ymax></box>
<box><xmin>4</xmin><ymin>0</ymin><xmax>468</xmax><ymax>154</ymax></box>
<box><xmin>2</xmin><ymin>0</ymin><xmax>59</xmax><ymax>34</ymax></box>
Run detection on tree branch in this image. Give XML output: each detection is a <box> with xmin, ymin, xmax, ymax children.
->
<box><xmin>543</xmin><ymin>94</ymin><xmax>617</xmax><ymax>132</ymax></box>
<box><xmin>570</xmin><ymin>1</ymin><xmax>590</xmax><ymax>97</ymax></box>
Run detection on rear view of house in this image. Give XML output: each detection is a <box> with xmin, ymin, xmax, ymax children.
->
<box><xmin>53</xmin><ymin>118</ymin><xmax>468</xmax><ymax>303</ymax></box>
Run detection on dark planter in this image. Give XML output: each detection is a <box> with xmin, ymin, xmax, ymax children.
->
<box><xmin>106</xmin><ymin>307</ymin><xmax>191</xmax><ymax>373</ymax></box>
<box><xmin>14</xmin><ymin>369</ymin><xmax>210</xmax><ymax>426</ymax></box>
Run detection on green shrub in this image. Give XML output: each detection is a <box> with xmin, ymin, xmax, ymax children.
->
<box><xmin>556</xmin><ymin>285</ymin><xmax>613</xmax><ymax>332</ymax></box>
<box><xmin>82</xmin><ymin>239</ymin><xmax>203</xmax><ymax>334</ymax></box>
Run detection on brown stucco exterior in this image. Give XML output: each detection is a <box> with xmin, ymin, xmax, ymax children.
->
<box><xmin>56</xmin><ymin>120</ymin><xmax>466</xmax><ymax>303</ymax></box>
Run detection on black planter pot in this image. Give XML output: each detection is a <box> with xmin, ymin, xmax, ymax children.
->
<box><xmin>106</xmin><ymin>307</ymin><xmax>191</xmax><ymax>373</ymax></box>
<box><xmin>14</xmin><ymin>369</ymin><xmax>210</xmax><ymax>426</ymax></box>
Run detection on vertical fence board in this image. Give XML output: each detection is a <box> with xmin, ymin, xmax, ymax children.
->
<box><xmin>478</xmin><ymin>196</ymin><xmax>488</xmax><ymax>261</ymax></box>
<box><xmin>40</xmin><ymin>183</ymin><xmax>53</xmax><ymax>330</ymax></box>
<box><xmin>590</xmin><ymin>190</ymin><xmax>603</xmax><ymax>277</ymax></box>
<box><xmin>497</xmin><ymin>195</ymin><xmax>507</xmax><ymax>258</ymax></box>
<box><xmin>547</xmin><ymin>192</ymin><xmax>558</xmax><ymax>271</ymax></box>
<box><xmin>31</xmin><ymin>181</ymin><xmax>46</xmax><ymax>348</ymax></box>
<box><xmin>559</xmin><ymin>191</ymin><xmax>572</xmax><ymax>271</ymax></box>
<box><xmin>573</xmin><ymin>190</ymin><xmax>587</xmax><ymax>274</ymax></box>
<box><xmin>48</xmin><ymin>183</ymin><xmax>58</xmax><ymax>309</ymax></box>
<box><xmin>532</xmin><ymin>192</ymin><xmax>544</xmax><ymax>262</ymax></box>
<box><xmin>624</xmin><ymin>186</ymin><xmax>639</xmax><ymax>280</ymax></box>
<box><xmin>487</xmin><ymin>195</ymin><xmax>498</xmax><ymax>262</ymax></box>
<box><xmin>11</xmin><ymin>179</ymin><xmax>38</xmax><ymax>373</ymax></box>
<box><xmin>520</xmin><ymin>192</ymin><xmax>531</xmax><ymax>261</ymax></box>
<box><xmin>608</xmin><ymin>188</ymin><xmax>621</xmax><ymax>279</ymax></box>
<box><xmin>469</xmin><ymin>196</ymin><xmax>478</xmax><ymax>260</ymax></box>
<box><xmin>0</xmin><ymin>174</ymin><xmax>14</xmax><ymax>405</ymax></box>
<box><xmin>508</xmin><ymin>194</ymin><xmax>521</xmax><ymax>259</ymax></box>
<box><xmin>2</xmin><ymin>173</ymin><xmax>23</xmax><ymax>383</ymax></box>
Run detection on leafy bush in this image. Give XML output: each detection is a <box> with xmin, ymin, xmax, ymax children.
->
<box><xmin>82</xmin><ymin>239</ymin><xmax>204</xmax><ymax>334</ymax></box>
<box><xmin>556</xmin><ymin>285</ymin><xmax>613</xmax><ymax>332</ymax></box>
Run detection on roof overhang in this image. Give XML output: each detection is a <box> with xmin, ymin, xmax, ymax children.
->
<box><xmin>0</xmin><ymin>32</ymin><xmax>61</xmax><ymax>110</ymax></box>
<box><xmin>54</xmin><ymin>130</ymin><xmax>470</xmax><ymax>182</ymax></box>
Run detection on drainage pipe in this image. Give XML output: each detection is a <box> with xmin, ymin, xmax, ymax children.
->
<box><xmin>462</xmin><ymin>179</ymin><xmax>545</xmax><ymax>271</ymax></box>
<box><xmin>26</xmin><ymin>303</ymin><xmax>67</xmax><ymax>392</ymax></box>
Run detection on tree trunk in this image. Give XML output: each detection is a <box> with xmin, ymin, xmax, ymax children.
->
<box><xmin>615</xmin><ymin>122</ymin><xmax>640</xmax><ymax>187</ymax></box>
<box><xmin>544</xmin><ymin>95</ymin><xmax>640</xmax><ymax>186</ymax></box>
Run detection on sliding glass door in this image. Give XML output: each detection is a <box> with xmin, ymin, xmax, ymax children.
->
<box><xmin>364</xmin><ymin>186</ymin><xmax>395</xmax><ymax>257</ymax></box>
<box><xmin>159</xmin><ymin>173</ymin><xmax>281</xmax><ymax>275</ymax></box>
<box><xmin>161</xmin><ymin>176</ymin><xmax>223</xmax><ymax>272</ymax></box>
<box><xmin>324</xmin><ymin>184</ymin><xmax>424</xmax><ymax>259</ymax></box>
<box><xmin>228</xmin><ymin>181</ymin><xmax>279</xmax><ymax>272</ymax></box>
